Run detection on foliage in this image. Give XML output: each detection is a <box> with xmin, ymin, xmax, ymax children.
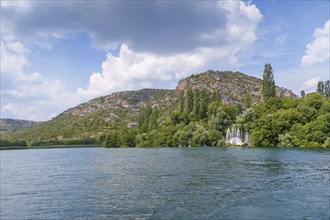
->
<box><xmin>317</xmin><ymin>80</ymin><xmax>330</xmax><ymax>98</ymax></box>
<box><xmin>262</xmin><ymin>63</ymin><xmax>276</xmax><ymax>101</ymax></box>
<box><xmin>300</xmin><ymin>90</ymin><xmax>305</xmax><ymax>98</ymax></box>
<box><xmin>249</xmin><ymin>93</ymin><xmax>329</xmax><ymax>148</ymax></box>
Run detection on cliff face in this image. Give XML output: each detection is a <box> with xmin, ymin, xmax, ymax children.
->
<box><xmin>176</xmin><ymin>70</ymin><xmax>296</xmax><ymax>105</ymax></box>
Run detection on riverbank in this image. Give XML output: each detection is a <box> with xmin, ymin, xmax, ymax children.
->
<box><xmin>0</xmin><ymin>145</ymin><xmax>103</xmax><ymax>150</ymax></box>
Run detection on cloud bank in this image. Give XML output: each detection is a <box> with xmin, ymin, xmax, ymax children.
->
<box><xmin>1</xmin><ymin>1</ymin><xmax>263</xmax><ymax>120</ymax></box>
<box><xmin>301</xmin><ymin>20</ymin><xmax>330</xmax><ymax>66</ymax></box>
<box><xmin>77</xmin><ymin>1</ymin><xmax>262</xmax><ymax>98</ymax></box>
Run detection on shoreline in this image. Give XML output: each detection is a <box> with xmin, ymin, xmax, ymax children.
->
<box><xmin>0</xmin><ymin>145</ymin><xmax>103</xmax><ymax>150</ymax></box>
<box><xmin>1</xmin><ymin>145</ymin><xmax>329</xmax><ymax>151</ymax></box>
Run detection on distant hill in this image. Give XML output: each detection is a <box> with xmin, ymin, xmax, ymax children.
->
<box><xmin>1</xmin><ymin>70</ymin><xmax>297</xmax><ymax>146</ymax></box>
<box><xmin>0</xmin><ymin>118</ymin><xmax>38</xmax><ymax>133</ymax></box>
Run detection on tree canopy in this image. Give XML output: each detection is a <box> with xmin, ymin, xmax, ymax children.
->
<box><xmin>262</xmin><ymin>63</ymin><xmax>276</xmax><ymax>101</ymax></box>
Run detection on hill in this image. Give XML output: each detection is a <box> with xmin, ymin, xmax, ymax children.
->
<box><xmin>61</xmin><ymin>70</ymin><xmax>296</xmax><ymax>119</ymax></box>
<box><xmin>176</xmin><ymin>70</ymin><xmax>296</xmax><ymax>105</ymax></box>
<box><xmin>1</xmin><ymin>70</ymin><xmax>299</xmax><ymax>147</ymax></box>
<box><xmin>0</xmin><ymin>118</ymin><xmax>38</xmax><ymax>134</ymax></box>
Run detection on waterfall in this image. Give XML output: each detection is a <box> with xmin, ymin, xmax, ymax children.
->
<box><xmin>244</xmin><ymin>132</ymin><xmax>250</xmax><ymax>145</ymax></box>
<box><xmin>226</xmin><ymin>129</ymin><xmax>231</xmax><ymax>142</ymax></box>
<box><xmin>225</xmin><ymin>126</ymin><xmax>249</xmax><ymax>146</ymax></box>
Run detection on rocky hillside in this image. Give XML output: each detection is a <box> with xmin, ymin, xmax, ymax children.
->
<box><xmin>62</xmin><ymin>70</ymin><xmax>296</xmax><ymax>119</ymax></box>
<box><xmin>61</xmin><ymin>89</ymin><xmax>176</xmax><ymax>118</ymax></box>
<box><xmin>176</xmin><ymin>70</ymin><xmax>296</xmax><ymax>105</ymax></box>
<box><xmin>0</xmin><ymin>118</ymin><xmax>38</xmax><ymax>133</ymax></box>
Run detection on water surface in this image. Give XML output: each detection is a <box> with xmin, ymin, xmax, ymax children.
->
<box><xmin>1</xmin><ymin>147</ymin><xmax>329</xmax><ymax>219</ymax></box>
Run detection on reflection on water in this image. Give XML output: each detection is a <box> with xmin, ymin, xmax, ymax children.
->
<box><xmin>1</xmin><ymin>147</ymin><xmax>329</xmax><ymax>219</ymax></box>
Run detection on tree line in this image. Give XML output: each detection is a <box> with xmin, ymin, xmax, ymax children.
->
<box><xmin>2</xmin><ymin>64</ymin><xmax>329</xmax><ymax>148</ymax></box>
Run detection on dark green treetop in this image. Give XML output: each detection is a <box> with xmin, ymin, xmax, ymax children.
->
<box><xmin>262</xmin><ymin>63</ymin><xmax>276</xmax><ymax>101</ymax></box>
<box><xmin>301</xmin><ymin>90</ymin><xmax>305</xmax><ymax>98</ymax></box>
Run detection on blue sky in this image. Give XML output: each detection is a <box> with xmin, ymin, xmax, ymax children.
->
<box><xmin>1</xmin><ymin>0</ymin><xmax>329</xmax><ymax>121</ymax></box>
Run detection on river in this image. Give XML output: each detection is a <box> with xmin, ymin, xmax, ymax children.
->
<box><xmin>1</xmin><ymin>147</ymin><xmax>329</xmax><ymax>219</ymax></box>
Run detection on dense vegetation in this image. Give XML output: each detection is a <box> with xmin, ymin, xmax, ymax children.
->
<box><xmin>1</xmin><ymin>70</ymin><xmax>329</xmax><ymax>149</ymax></box>
<box><xmin>250</xmin><ymin>92</ymin><xmax>329</xmax><ymax>147</ymax></box>
<box><xmin>104</xmin><ymin>91</ymin><xmax>329</xmax><ymax>148</ymax></box>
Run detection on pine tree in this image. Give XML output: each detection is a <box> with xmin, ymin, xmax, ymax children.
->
<box><xmin>324</xmin><ymin>80</ymin><xmax>330</xmax><ymax>98</ymax></box>
<box><xmin>184</xmin><ymin>88</ymin><xmax>194</xmax><ymax>114</ymax></box>
<box><xmin>262</xmin><ymin>63</ymin><xmax>276</xmax><ymax>101</ymax></box>
<box><xmin>193</xmin><ymin>89</ymin><xmax>200</xmax><ymax>117</ymax></box>
<box><xmin>300</xmin><ymin>90</ymin><xmax>305</xmax><ymax>98</ymax></box>
<box><xmin>178</xmin><ymin>90</ymin><xmax>184</xmax><ymax>112</ymax></box>
<box><xmin>316</xmin><ymin>81</ymin><xmax>325</xmax><ymax>95</ymax></box>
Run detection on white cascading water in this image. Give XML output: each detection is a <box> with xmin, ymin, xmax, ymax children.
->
<box><xmin>244</xmin><ymin>132</ymin><xmax>250</xmax><ymax>145</ymax></box>
<box><xmin>225</xmin><ymin>126</ymin><xmax>249</xmax><ymax>146</ymax></box>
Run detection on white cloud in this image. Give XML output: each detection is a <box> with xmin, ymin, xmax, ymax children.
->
<box><xmin>275</xmin><ymin>60</ymin><xmax>328</xmax><ymax>95</ymax></box>
<box><xmin>221</xmin><ymin>1</ymin><xmax>262</xmax><ymax>43</ymax></box>
<box><xmin>0</xmin><ymin>1</ymin><xmax>30</xmax><ymax>11</ymax></box>
<box><xmin>301</xmin><ymin>20</ymin><xmax>330</xmax><ymax>66</ymax></box>
<box><xmin>1</xmin><ymin>39</ymin><xmax>29</xmax><ymax>77</ymax></box>
<box><xmin>1</xmin><ymin>37</ymin><xmax>81</xmax><ymax>121</ymax></box>
<box><xmin>1</xmin><ymin>1</ymin><xmax>261</xmax><ymax>55</ymax></box>
<box><xmin>76</xmin><ymin>43</ymin><xmax>243</xmax><ymax>99</ymax></box>
<box><xmin>77</xmin><ymin>1</ymin><xmax>262</xmax><ymax>99</ymax></box>
<box><xmin>2</xmin><ymin>103</ymin><xmax>44</xmax><ymax>121</ymax></box>
<box><xmin>301</xmin><ymin>76</ymin><xmax>321</xmax><ymax>92</ymax></box>
<box><xmin>1</xmin><ymin>1</ymin><xmax>263</xmax><ymax>121</ymax></box>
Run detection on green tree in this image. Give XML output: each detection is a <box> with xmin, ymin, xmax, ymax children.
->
<box><xmin>300</xmin><ymin>90</ymin><xmax>305</xmax><ymax>98</ymax></box>
<box><xmin>192</xmin><ymin>89</ymin><xmax>200</xmax><ymax>118</ymax></box>
<box><xmin>208</xmin><ymin>129</ymin><xmax>223</xmax><ymax>146</ymax></box>
<box><xmin>316</xmin><ymin>81</ymin><xmax>325</xmax><ymax>95</ymax></box>
<box><xmin>104</xmin><ymin>130</ymin><xmax>119</xmax><ymax>148</ymax></box>
<box><xmin>278</xmin><ymin>133</ymin><xmax>295</xmax><ymax>147</ymax></box>
<box><xmin>173</xmin><ymin>129</ymin><xmax>191</xmax><ymax>147</ymax></box>
<box><xmin>148</xmin><ymin>108</ymin><xmax>159</xmax><ymax>130</ymax></box>
<box><xmin>244</xmin><ymin>93</ymin><xmax>252</xmax><ymax>108</ymax></box>
<box><xmin>303</xmin><ymin>92</ymin><xmax>324</xmax><ymax>110</ymax></box>
<box><xmin>178</xmin><ymin>90</ymin><xmax>185</xmax><ymax>112</ymax></box>
<box><xmin>199</xmin><ymin>90</ymin><xmax>210</xmax><ymax>119</ymax></box>
<box><xmin>324</xmin><ymin>80</ymin><xmax>330</xmax><ymax>98</ymax></box>
<box><xmin>211</xmin><ymin>91</ymin><xmax>221</xmax><ymax>103</ymax></box>
<box><xmin>208</xmin><ymin>107</ymin><xmax>233</xmax><ymax>133</ymax></box>
<box><xmin>138</xmin><ymin>105</ymin><xmax>152</xmax><ymax>132</ymax></box>
<box><xmin>322</xmin><ymin>137</ymin><xmax>330</xmax><ymax>148</ymax></box>
<box><xmin>119</xmin><ymin>128</ymin><xmax>136</xmax><ymax>147</ymax></box>
<box><xmin>184</xmin><ymin>88</ymin><xmax>194</xmax><ymax>114</ymax></box>
<box><xmin>191</xmin><ymin>125</ymin><xmax>209</xmax><ymax>147</ymax></box>
<box><xmin>262</xmin><ymin>63</ymin><xmax>276</xmax><ymax>101</ymax></box>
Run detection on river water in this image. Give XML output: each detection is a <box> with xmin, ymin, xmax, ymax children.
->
<box><xmin>1</xmin><ymin>147</ymin><xmax>329</xmax><ymax>219</ymax></box>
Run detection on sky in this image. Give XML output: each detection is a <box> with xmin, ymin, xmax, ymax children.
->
<box><xmin>1</xmin><ymin>0</ymin><xmax>329</xmax><ymax>121</ymax></box>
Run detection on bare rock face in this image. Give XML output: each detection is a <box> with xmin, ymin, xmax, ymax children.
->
<box><xmin>176</xmin><ymin>70</ymin><xmax>296</xmax><ymax>106</ymax></box>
